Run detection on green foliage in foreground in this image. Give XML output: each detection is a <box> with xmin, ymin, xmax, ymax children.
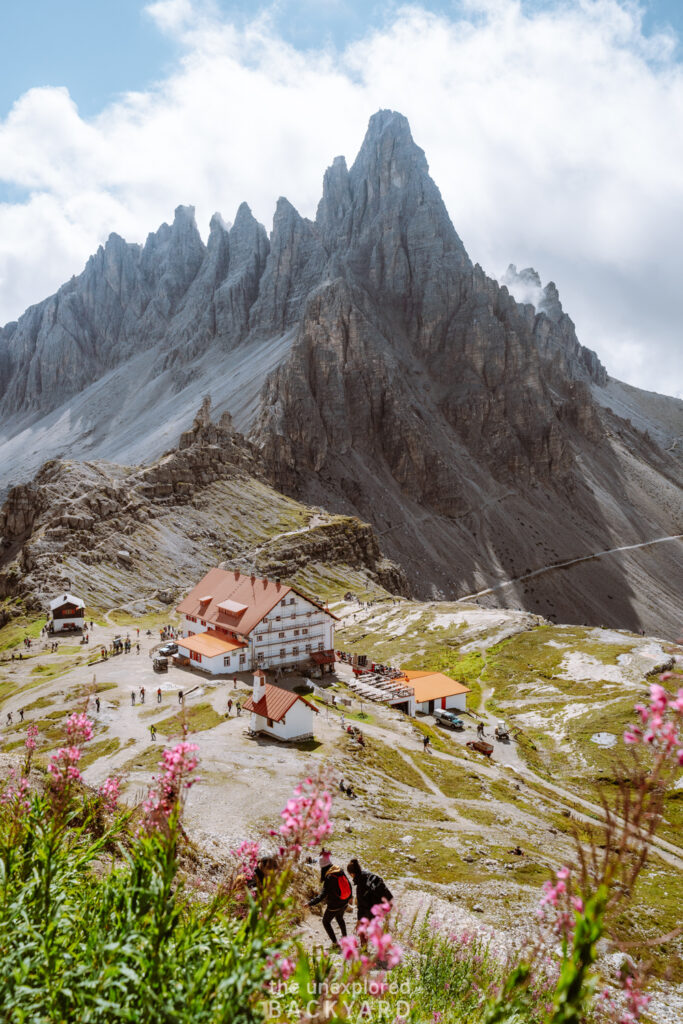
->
<box><xmin>0</xmin><ymin>798</ymin><xmax>286</xmax><ymax>1023</ymax></box>
<box><xmin>0</xmin><ymin>788</ymin><xmax>639</xmax><ymax>1024</ymax></box>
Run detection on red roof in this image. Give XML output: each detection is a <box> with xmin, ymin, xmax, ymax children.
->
<box><xmin>177</xmin><ymin>568</ymin><xmax>337</xmax><ymax>635</ymax></box>
<box><xmin>243</xmin><ymin>683</ymin><xmax>319</xmax><ymax>723</ymax></box>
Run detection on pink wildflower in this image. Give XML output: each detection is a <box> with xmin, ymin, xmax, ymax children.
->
<box><xmin>358</xmin><ymin>909</ymin><xmax>403</xmax><ymax>968</ymax></box>
<box><xmin>98</xmin><ymin>776</ymin><xmax>121</xmax><ymax>810</ymax></box>
<box><xmin>273</xmin><ymin>955</ymin><xmax>296</xmax><ymax>981</ymax></box>
<box><xmin>48</xmin><ymin>746</ymin><xmax>83</xmax><ymax>785</ymax></box>
<box><xmin>339</xmin><ymin>934</ymin><xmax>361</xmax><ymax>961</ymax></box>
<box><xmin>624</xmin><ymin>676</ymin><xmax>682</xmax><ymax>757</ymax></box>
<box><xmin>25</xmin><ymin>724</ymin><xmax>38</xmax><ymax>752</ymax></box>
<box><xmin>231</xmin><ymin>839</ymin><xmax>260</xmax><ymax>880</ymax></box>
<box><xmin>278</xmin><ymin>777</ymin><xmax>333</xmax><ymax>853</ymax></box>
<box><xmin>0</xmin><ymin>774</ymin><xmax>30</xmax><ymax>812</ymax></box>
<box><xmin>65</xmin><ymin>712</ymin><xmax>94</xmax><ymax>745</ymax></box>
<box><xmin>622</xmin><ymin>974</ymin><xmax>651</xmax><ymax>1021</ymax></box>
<box><xmin>141</xmin><ymin>741</ymin><xmax>199</xmax><ymax>832</ymax></box>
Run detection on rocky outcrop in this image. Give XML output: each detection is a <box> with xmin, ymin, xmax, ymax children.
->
<box><xmin>0</xmin><ymin>402</ymin><xmax>407</xmax><ymax>612</ymax></box>
<box><xmin>223</xmin><ymin>516</ymin><xmax>409</xmax><ymax>596</ymax></box>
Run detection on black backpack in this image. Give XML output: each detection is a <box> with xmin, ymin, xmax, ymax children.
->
<box><xmin>364</xmin><ymin>871</ymin><xmax>393</xmax><ymax>905</ymax></box>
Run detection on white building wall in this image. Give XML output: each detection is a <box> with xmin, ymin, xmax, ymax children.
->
<box><xmin>176</xmin><ymin>643</ymin><xmax>244</xmax><ymax>677</ymax></box>
<box><xmin>52</xmin><ymin>616</ymin><xmax>84</xmax><ymax>633</ymax></box>
<box><xmin>251</xmin><ymin>593</ymin><xmax>335</xmax><ymax>670</ymax></box>
<box><xmin>182</xmin><ymin>614</ymin><xmax>210</xmax><ymax>636</ymax></box>
<box><xmin>250</xmin><ymin>700</ymin><xmax>316</xmax><ymax>741</ymax></box>
<box><xmin>418</xmin><ymin>693</ymin><xmax>467</xmax><ymax>715</ymax></box>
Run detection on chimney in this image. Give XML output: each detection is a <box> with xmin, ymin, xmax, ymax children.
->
<box><xmin>234</xmin><ymin>570</ymin><xmax>240</xmax><ymax>580</ymax></box>
<box><xmin>253</xmin><ymin>669</ymin><xmax>266</xmax><ymax>703</ymax></box>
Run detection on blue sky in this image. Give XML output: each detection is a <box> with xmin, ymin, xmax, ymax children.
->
<box><xmin>2</xmin><ymin>1</ymin><xmax>681</xmax><ymax>118</ymax></box>
<box><xmin>1</xmin><ymin>1</ymin><xmax>682</xmax><ymax>395</ymax></box>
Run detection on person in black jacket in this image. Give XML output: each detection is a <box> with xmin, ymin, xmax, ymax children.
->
<box><xmin>347</xmin><ymin>858</ymin><xmax>393</xmax><ymax>923</ymax></box>
<box><xmin>307</xmin><ymin>850</ymin><xmax>352</xmax><ymax>946</ymax></box>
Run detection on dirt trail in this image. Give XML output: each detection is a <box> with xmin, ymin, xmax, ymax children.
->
<box><xmin>458</xmin><ymin>534</ymin><xmax>683</xmax><ymax>602</ymax></box>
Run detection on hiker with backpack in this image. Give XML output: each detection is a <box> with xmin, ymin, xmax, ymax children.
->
<box><xmin>307</xmin><ymin>850</ymin><xmax>352</xmax><ymax>947</ymax></box>
<box><xmin>347</xmin><ymin>858</ymin><xmax>393</xmax><ymax>925</ymax></box>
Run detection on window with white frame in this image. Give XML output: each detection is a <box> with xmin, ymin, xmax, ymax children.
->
<box><xmin>279</xmin><ymin>649</ymin><xmax>286</xmax><ymax>658</ymax></box>
<box><xmin>292</xmin><ymin>646</ymin><xmax>299</xmax><ymax>656</ymax></box>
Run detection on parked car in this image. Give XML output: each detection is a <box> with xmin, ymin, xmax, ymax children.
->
<box><xmin>153</xmin><ymin>656</ymin><xmax>169</xmax><ymax>673</ymax></box>
<box><xmin>158</xmin><ymin>643</ymin><xmax>178</xmax><ymax>656</ymax></box>
<box><xmin>433</xmin><ymin>708</ymin><xmax>465</xmax><ymax>731</ymax></box>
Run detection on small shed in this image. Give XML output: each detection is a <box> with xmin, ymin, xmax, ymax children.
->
<box><xmin>49</xmin><ymin>593</ymin><xmax>85</xmax><ymax>633</ymax></box>
<box><xmin>400</xmin><ymin>670</ymin><xmax>470</xmax><ymax>715</ymax></box>
<box><xmin>243</xmin><ymin>670</ymin><xmax>319</xmax><ymax>742</ymax></box>
<box><xmin>310</xmin><ymin>649</ymin><xmax>336</xmax><ymax>676</ymax></box>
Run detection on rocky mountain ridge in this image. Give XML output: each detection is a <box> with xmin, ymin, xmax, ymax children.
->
<box><xmin>0</xmin><ymin>399</ymin><xmax>406</xmax><ymax>618</ymax></box>
<box><xmin>0</xmin><ymin>110</ymin><xmax>681</xmax><ymax>634</ymax></box>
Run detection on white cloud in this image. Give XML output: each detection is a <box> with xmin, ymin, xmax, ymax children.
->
<box><xmin>0</xmin><ymin>0</ymin><xmax>681</xmax><ymax>396</ymax></box>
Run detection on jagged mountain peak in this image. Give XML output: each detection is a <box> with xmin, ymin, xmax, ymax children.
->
<box><xmin>350</xmin><ymin>109</ymin><xmax>429</xmax><ymax>194</ymax></box>
<box><xmin>209</xmin><ymin>211</ymin><xmax>229</xmax><ymax>235</ymax></box>
<box><xmin>0</xmin><ymin>112</ymin><xmax>680</xmax><ymax>637</ymax></box>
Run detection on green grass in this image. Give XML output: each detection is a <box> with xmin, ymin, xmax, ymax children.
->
<box><xmin>0</xmin><ymin>672</ymin><xmax>64</xmax><ymax>705</ymax></box>
<box><xmin>79</xmin><ymin>736</ymin><xmax>122</xmax><ymax>769</ymax></box>
<box><xmin>294</xmin><ymin>562</ymin><xmax>392</xmax><ymax>605</ymax></box>
<box><xmin>616</xmin><ymin>861</ymin><xmax>683</xmax><ymax>982</ymax></box>
<box><xmin>0</xmin><ymin>613</ymin><xmax>47</xmax><ymax>652</ymax></box>
<box><xmin>78</xmin><ymin>680</ymin><xmax>118</xmax><ymax>696</ymax></box>
<box><xmin>410</xmin><ymin>754</ymin><xmax>486</xmax><ymax>800</ymax></box>
<box><xmin>121</xmin><ymin>744</ymin><xmax>164</xmax><ymax>772</ymax></box>
<box><xmin>107</xmin><ymin>610</ymin><xmax>180</xmax><ymax>630</ymax></box>
<box><xmin>359</xmin><ymin>821</ymin><xmax>492</xmax><ymax>888</ymax></box>
<box><xmin>360</xmin><ymin>737</ymin><xmax>432</xmax><ymax>793</ymax></box>
<box><xmin>22</xmin><ymin>694</ymin><xmax>56</xmax><ymax>712</ymax></box>
<box><xmin>311</xmin><ymin>693</ymin><xmax>376</xmax><ymax>727</ymax></box>
<box><xmin>412</xmin><ymin>719</ymin><xmax>461</xmax><ymax>755</ymax></box>
<box><xmin>155</xmin><ymin>702</ymin><xmax>224</xmax><ymax>737</ymax></box>
<box><xmin>29</xmin><ymin>662</ymin><xmax>77</xmax><ymax>683</ymax></box>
